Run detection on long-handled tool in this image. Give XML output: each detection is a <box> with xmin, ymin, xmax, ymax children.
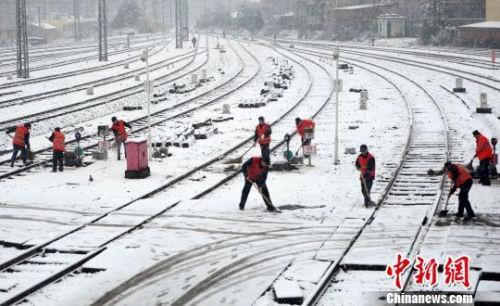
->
<box><xmin>360</xmin><ymin>174</ymin><xmax>373</xmax><ymax>207</ymax></box>
<box><xmin>439</xmin><ymin>191</ymin><xmax>452</xmax><ymax>217</ymax></box>
<box><xmin>225</xmin><ymin>144</ymin><xmax>254</xmax><ymax>164</ymax></box>
<box><xmin>294</xmin><ymin>142</ymin><xmax>304</xmax><ymax>157</ymax></box>
<box><xmin>247</xmin><ymin>178</ymin><xmax>280</xmax><ymax>212</ymax></box>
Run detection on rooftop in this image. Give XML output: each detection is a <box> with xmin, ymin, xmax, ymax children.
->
<box><xmin>459</xmin><ymin>21</ymin><xmax>500</xmax><ymax>29</ymax></box>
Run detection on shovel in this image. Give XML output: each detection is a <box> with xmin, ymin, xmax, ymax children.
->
<box><xmin>247</xmin><ymin>178</ymin><xmax>280</xmax><ymax>212</ymax></box>
<box><xmin>439</xmin><ymin>192</ymin><xmax>452</xmax><ymax>217</ymax></box>
<box><xmin>224</xmin><ymin>144</ymin><xmax>254</xmax><ymax>164</ymax></box>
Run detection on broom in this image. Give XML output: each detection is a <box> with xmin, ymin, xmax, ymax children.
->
<box><xmin>224</xmin><ymin>144</ymin><xmax>254</xmax><ymax>164</ymax></box>
<box><xmin>439</xmin><ymin>191</ymin><xmax>452</xmax><ymax>217</ymax></box>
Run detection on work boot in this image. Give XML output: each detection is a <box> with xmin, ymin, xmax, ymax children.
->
<box><xmin>266</xmin><ymin>205</ymin><xmax>277</xmax><ymax>212</ymax></box>
<box><xmin>463</xmin><ymin>213</ymin><xmax>476</xmax><ymax>221</ymax></box>
<box><xmin>453</xmin><ymin>213</ymin><xmax>464</xmax><ymax>219</ymax></box>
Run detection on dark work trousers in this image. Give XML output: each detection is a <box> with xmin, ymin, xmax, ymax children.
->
<box><xmin>53</xmin><ymin>151</ymin><xmax>64</xmax><ymax>172</ymax></box>
<box><xmin>260</xmin><ymin>143</ymin><xmax>270</xmax><ymax>160</ymax></box>
<box><xmin>361</xmin><ymin>177</ymin><xmax>374</xmax><ymax>205</ymax></box>
<box><xmin>240</xmin><ymin>180</ymin><xmax>273</xmax><ymax>209</ymax></box>
<box><xmin>478</xmin><ymin>158</ymin><xmax>491</xmax><ymax>185</ymax></box>
<box><xmin>302</xmin><ymin>138</ymin><xmax>311</xmax><ymax>157</ymax></box>
<box><xmin>10</xmin><ymin>144</ymin><xmax>27</xmax><ymax>166</ymax></box>
<box><xmin>458</xmin><ymin>179</ymin><xmax>475</xmax><ymax>217</ymax></box>
<box><xmin>116</xmin><ymin>138</ymin><xmax>127</xmax><ymax>160</ymax></box>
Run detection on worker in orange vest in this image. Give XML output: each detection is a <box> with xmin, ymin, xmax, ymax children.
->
<box><xmin>355</xmin><ymin>144</ymin><xmax>376</xmax><ymax>207</ymax></box>
<box><xmin>472</xmin><ymin>130</ymin><xmax>493</xmax><ymax>186</ymax></box>
<box><xmin>7</xmin><ymin>122</ymin><xmax>31</xmax><ymax>167</ymax></box>
<box><xmin>111</xmin><ymin>116</ymin><xmax>132</xmax><ymax>160</ymax></box>
<box><xmin>48</xmin><ymin>127</ymin><xmax>65</xmax><ymax>172</ymax></box>
<box><xmin>445</xmin><ymin>161</ymin><xmax>475</xmax><ymax>221</ymax></box>
<box><xmin>295</xmin><ymin>117</ymin><xmax>315</xmax><ymax>156</ymax></box>
<box><xmin>254</xmin><ymin>116</ymin><xmax>272</xmax><ymax>160</ymax></box>
<box><xmin>239</xmin><ymin>156</ymin><xmax>277</xmax><ymax>212</ymax></box>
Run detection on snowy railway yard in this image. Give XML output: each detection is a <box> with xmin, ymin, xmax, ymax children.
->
<box><xmin>0</xmin><ymin>34</ymin><xmax>499</xmax><ymax>306</ymax></box>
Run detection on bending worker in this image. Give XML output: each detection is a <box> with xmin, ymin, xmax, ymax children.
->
<box><xmin>445</xmin><ymin>161</ymin><xmax>475</xmax><ymax>221</ymax></box>
<box><xmin>239</xmin><ymin>156</ymin><xmax>277</xmax><ymax>212</ymax></box>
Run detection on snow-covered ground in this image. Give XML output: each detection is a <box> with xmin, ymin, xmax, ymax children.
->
<box><xmin>0</xmin><ymin>36</ymin><xmax>499</xmax><ymax>306</ymax></box>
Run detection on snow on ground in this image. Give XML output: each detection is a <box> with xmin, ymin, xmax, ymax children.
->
<box><xmin>0</xmin><ymin>37</ymin><xmax>499</xmax><ymax>306</ymax></box>
<box><xmin>7</xmin><ymin>40</ymin><xmax>412</xmax><ymax>306</ymax></box>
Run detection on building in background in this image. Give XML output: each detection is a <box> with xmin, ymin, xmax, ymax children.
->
<box><xmin>487</xmin><ymin>0</ymin><xmax>500</xmax><ymax>21</ymax></box>
<box><xmin>377</xmin><ymin>13</ymin><xmax>407</xmax><ymax>38</ymax></box>
<box><xmin>458</xmin><ymin>0</ymin><xmax>499</xmax><ymax>46</ymax></box>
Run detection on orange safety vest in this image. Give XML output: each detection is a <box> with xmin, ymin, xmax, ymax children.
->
<box><xmin>297</xmin><ymin>119</ymin><xmax>315</xmax><ymax>138</ymax></box>
<box><xmin>357</xmin><ymin>153</ymin><xmax>376</xmax><ymax>178</ymax></box>
<box><xmin>13</xmin><ymin>125</ymin><xmax>28</xmax><ymax>147</ymax></box>
<box><xmin>247</xmin><ymin>157</ymin><xmax>267</xmax><ymax>182</ymax></box>
<box><xmin>476</xmin><ymin>134</ymin><xmax>493</xmax><ymax>161</ymax></box>
<box><xmin>447</xmin><ymin>164</ymin><xmax>472</xmax><ymax>188</ymax></box>
<box><xmin>52</xmin><ymin>131</ymin><xmax>65</xmax><ymax>152</ymax></box>
<box><xmin>112</xmin><ymin>120</ymin><xmax>128</xmax><ymax>141</ymax></box>
<box><xmin>255</xmin><ymin>124</ymin><xmax>271</xmax><ymax>145</ymax></box>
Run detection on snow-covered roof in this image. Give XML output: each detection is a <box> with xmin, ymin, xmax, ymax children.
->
<box><xmin>377</xmin><ymin>13</ymin><xmax>406</xmax><ymax>20</ymax></box>
<box><xmin>30</xmin><ymin>22</ymin><xmax>57</xmax><ymax>30</ymax></box>
<box><xmin>333</xmin><ymin>2</ymin><xmax>394</xmax><ymax>11</ymax></box>
<box><xmin>459</xmin><ymin>21</ymin><xmax>500</xmax><ymax>29</ymax></box>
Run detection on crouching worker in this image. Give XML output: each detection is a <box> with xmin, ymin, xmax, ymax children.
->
<box><xmin>445</xmin><ymin>161</ymin><xmax>475</xmax><ymax>221</ymax></box>
<box><xmin>48</xmin><ymin>127</ymin><xmax>65</xmax><ymax>172</ymax></box>
<box><xmin>239</xmin><ymin>156</ymin><xmax>277</xmax><ymax>212</ymax></box>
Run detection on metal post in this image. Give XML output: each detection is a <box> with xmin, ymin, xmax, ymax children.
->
<box><xmin>333</xmin><ymin>47</ymin><xmax>340</xmax><ymax>165</ymax></box>
<box><xmin>183</xmin><ymin>0</ymin><xmax>189</xmax><ymax>41</ymax></box>
<box><xmin>142</xmin><ymin>50</ymin><xmax>152</xmax><ymax>160</ymax></box>
<box><xmin>73</xmin><ymin>0</ymin><xmax>81</xmax><ymax>41</ymax></box>
<box><xmin>16</xmin><ymin>0</ymin><xmax>29</xmax><ymax>79</ymax></box>
<box><xmin>161</xmin><ymin>0</ymin><xmax>166</xmax><ymax>34</ymax></box>
<box><xmin>175</xmin><ymin>0</ymin><xmax>182</xmax><ymax>48</ymax></box>
<box><xmin>98</xmin><ymin>0</ymin><xmax>108</xmax><ymax>61</ymax></box>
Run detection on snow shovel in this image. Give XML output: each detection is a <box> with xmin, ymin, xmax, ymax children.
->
<box><xmin>224</xmin><ymin>144</ymin><xmax>254</xmax><ymax>164</ymax></box>
<box><xmin>247</xmin><ymin>178</ymin><xmax>280</xmax><ymax>212</ymax></box>
<box><xmin>439</xmin><ymin>193</ymin><xmax>452</xmax><ymax>217</ymax></box>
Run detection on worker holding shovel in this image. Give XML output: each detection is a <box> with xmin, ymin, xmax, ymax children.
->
<box><xmin>444</xmin><ymin>161</ymin><xmax>475</xmax><ymax>221</ymax></box>
<box><xmin>355</xmin><ymin>144</ymin><xmax>376</xmax><ymax>207</ymax></box>
<box><xmin>254</xmin><ymin>116</ymin><xmax>272</xmax><ymax>160</ymax></box>
<box><xmin>239</xmin><ymin>156</ymin><xmax>277</xmax><ymax>212</ymax></box>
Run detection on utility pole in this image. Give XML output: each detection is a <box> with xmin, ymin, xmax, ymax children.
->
<box><xmin>143</xmin><ymin>0</ymin><xmax>148</xmax><ymax>32</ymax></box>
<box><xmin>182</xmin><ymin>0</ymin><xmax>189</xmax><ymax>41</ymax></box>
<box><xmin>98</xmin><ymin>0</ymin><xmax>108</xmax><ymax>61</ymax></box>
<box><xmin>175</xmin><ymin>0</ymin><xmax>182</xmax><ymax>48</ymax></box>
<box><xmin>333</xmin><ymin>47</ymin><xmax>340</xmax><ymax>165</ymax></box>
<box><xmin>73</xmin><ymin>0</ymin><xmax>81</xmax><ymax>41</ymax></box>
<box><xmin>16</xmin><ymin>0</ymin><xmax>29</xmax><ymax>79</ymax></box>
<box><xmin>161</xmin><ymin>0</ymin><xmax>166</xmax><ymax>34</ymax></box>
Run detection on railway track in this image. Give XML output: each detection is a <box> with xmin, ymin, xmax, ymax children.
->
<box><xmin>0</xmin><ymin>41</ymin><xmax>170</xmax><ymax>91</ymax></box>
<box><xmin>0</xmin><ymin>37</ymin><xmax>267</xmax><ymax>306</ymax></box>
<box><xmin>0</xmin><ymin>36</ymin><xmax>167</xmax><ymax>78</ymax></box>
<box><xmin>278</xmin><ymin>47</ymin><xmax>460</xmax><ymax>305</ymax></box>
<box><xmin>0</xmin><ymin>44</ymin><xmax>189</xmax><ymax>111</ymax></box>
<box><xmin>277</xmin><ymin>38</ymin><xmax>497</xmax><ymax>70</ymax></box>
<box><xmin>289</xmin><ymin>43</ymin><xmax>500</xmax><ymax>93</ymax></box>
<box><xmin>0</xmin><ymin>38</ymin><xmax>214</xmax><ymax>177</ymax></box>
